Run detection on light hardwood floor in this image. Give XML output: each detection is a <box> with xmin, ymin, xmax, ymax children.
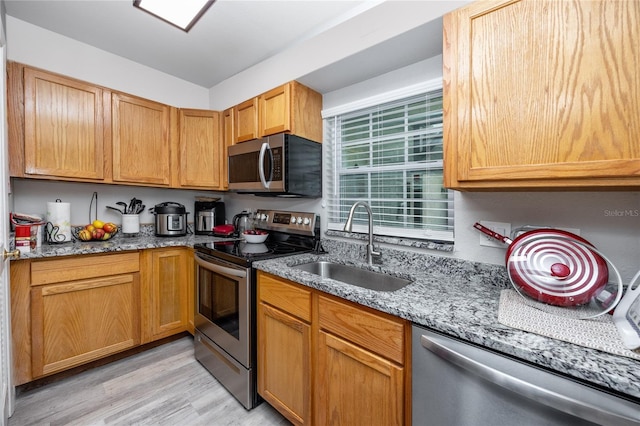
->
<box><xmin>8</xmin><ymin>336</ymin><xmax>289</xmax><ymax>425</ymax></box>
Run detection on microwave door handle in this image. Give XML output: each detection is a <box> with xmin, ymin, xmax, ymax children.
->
<box><xmin>258</xmin><ymin>142</ymin><xmax>272</xmax><ymax>189</ymax></box>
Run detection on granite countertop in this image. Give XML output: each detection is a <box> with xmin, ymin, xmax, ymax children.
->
<box><xmin>14</xmin><ymin>227</ymin><xmax>233</xmax><ymax>259</ymax></box>
<box><xmin>253</xmin><ymin>239</ymin><xmax>640</xmax><ymax>402</ymax></box>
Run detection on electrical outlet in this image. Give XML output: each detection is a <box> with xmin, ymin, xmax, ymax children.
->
<box><xmin>479</xmin><ymin>221</ymin><xmax>511</xmax><ymax>248</ymax></box>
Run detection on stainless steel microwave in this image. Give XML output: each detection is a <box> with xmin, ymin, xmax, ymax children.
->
<box><xmin>228</xmin><ymin>133</ymin><xmax>322</xmax><ymax>198</ymax></box>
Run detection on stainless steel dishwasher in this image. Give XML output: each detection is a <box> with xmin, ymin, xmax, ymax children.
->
<box><xmin>412</xmin><ymin>325</ymin><xmax>640</xmax><ymax>426</ymax></box>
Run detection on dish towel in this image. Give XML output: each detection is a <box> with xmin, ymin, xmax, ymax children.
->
<box><xmin>498</xmin><ymin>289</ymin><xmax>640</xmax><ymax>361</ymax></box>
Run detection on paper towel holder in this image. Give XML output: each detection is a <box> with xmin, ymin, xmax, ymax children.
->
<box><xmin>45</xmin><ymin>222</ymin><xmax>72</xmax><ymax>244</ymax></box>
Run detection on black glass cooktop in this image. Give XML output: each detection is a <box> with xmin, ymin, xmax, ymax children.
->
<box><xmin>195</xmin><ymin>209</ymin><xmax>322</xmax><ymax>267</ymax></box>
<box><xmin>194</xmin><ymin>232</ymin><xmax>317</xmax><ymax>267</ymax></box>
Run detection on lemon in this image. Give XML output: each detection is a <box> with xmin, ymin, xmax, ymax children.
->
<box><xmin>92</xmin><ymin>220</ymin><xmax>104</xmax><ymax>229</ymax></box>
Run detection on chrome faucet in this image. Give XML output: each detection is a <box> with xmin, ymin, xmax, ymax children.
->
<box><xmin>343</xmin><ymin>201</ymin><xmax>381</xmax><ymax>265</ymax></box>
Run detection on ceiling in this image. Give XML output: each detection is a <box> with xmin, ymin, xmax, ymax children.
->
<box><xmin>2</xmin><ymin>0</ymin><xmax>447</xmax><ymax>93</ymax></box>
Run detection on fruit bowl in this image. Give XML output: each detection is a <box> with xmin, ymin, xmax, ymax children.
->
<box><xmin>73</xmin><ymin>222</ymin><xmax>119</xmax><ymax>242</ymax></box>
<box><xmin>242</xmin><ymin>230</ymin><xmax>268</xmax><ymax>243</ymax></box>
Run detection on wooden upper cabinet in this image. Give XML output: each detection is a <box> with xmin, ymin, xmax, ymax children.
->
<box><xmin>233</xmin><ymin>81</ymin><xmax>323</xmax><ymax>144</ymax></box>
<box><xmin>234</xmin><ymin>98</ymin><xmax>259</xmax><ymax>143</ymax></box>
<box><xmin>443</xmin><ymin>0</ymin><xmax>640</xmax><ymax>190</ymax></box>
<box><xmin>112</xmin><ymin>92</ymin><xmax>173</xmax><ymax>186</ymax></box>
<box><xmin>178</xmin><ymin>109</ymin><xmax>223</xmax><ymax>189</ymax></box>
<box><xmin>221</xmin><ymin>108</ymin><xmax>235</xmax><ymax>189</ymax></box>
<box><xmin>21</xmin><ymin>66</ymin><xmax>108</xmax><ymax>180</ymax></box>
<box><xmin>259</xmin><ymin>81</ymin><xmax>322</xmax><ymax>143</ymax></box>
<box><xmin>259</xmin><ymin>83</ymin><xmax>291</xmax><ymax>137</ymax></box>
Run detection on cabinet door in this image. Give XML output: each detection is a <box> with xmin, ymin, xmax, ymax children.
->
<box><xmin>259</xmin><ymin>83</ymin><xmax>290</xmax><ymax>137</ymax></box>
<box><xmin>316</xmin><ymin>331</ymin><xmax>404</xmax><ymax>426</ymax></box>
<box><xmin>258</xmin><ymin>81</ymin><xmax>323</xmax><ymax>142</ymax></box>
<box><xmin>23</xmin><ymin>67</ymin><xmax>106</xmax><ymax>180</ymax></box>
<box><xmin>112</xmin><ymin>92</ymin><xmax>172</xmax><ymax>185</ymax></box>
<box><xmin>143</xmin><ymin>248</ymin><xmax>189</xmax><ymax>343</ymax></box>
<box><xmin>10</xmin><ymin>260</ymin><xmax>32</xmax><ymax>385</ymax></box>
<box><xmin>30</xmin><ymin>273</ymin><xmax>140</xmax><ymax>377</ymax></box>
<box><xmin>221</xmin><ymin>107</ymin><xmax>235</xmax><ymax>189</ymax></box>
<box><xmin>178</xmin><ymin>109</ymin><xmax>223</xmax><ymax>189</ymax></box>
<box><xmin>234</xmin><ymin>98</ymin><xmax>258</xmax><ymax>143</ymax></box>
<box><xmin>258</xmin><ymin>302</ymin><xmax>311</xmax><ymax>426</ymax></box>
<box><xmin>444</xmin><ymin>0</ymin><xmax>640</xmax><ymax>189</ymax></box>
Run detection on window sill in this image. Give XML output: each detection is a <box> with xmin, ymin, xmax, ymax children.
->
<box><xmin>325</xmin><ymin>230</ymin><xmax>454</xmax><ymax>252</ymax></box>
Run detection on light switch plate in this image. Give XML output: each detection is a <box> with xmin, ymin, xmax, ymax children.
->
<box><xmin>479</xmin><ymin>220</ymin><xmax>511</xmax><ymax>248</ymax></box>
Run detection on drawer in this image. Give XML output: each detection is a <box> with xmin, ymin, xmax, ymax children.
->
<box><xmin>318</xmin><ymin>295</ymin><xmax>405</xmax><ymax>364</ymax></box>
<box><xmin>31</xmin><ymin>252</ymin><xmax>140</xmax><ymax>286</ymax></box>
<box><xmin>258</xmin><ymin>271</ymin><xmax>311</xmax><ymax>322</ymax></box>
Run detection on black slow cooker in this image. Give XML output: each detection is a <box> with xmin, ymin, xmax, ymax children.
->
<box><xmin>149</xmin><ymin>202</ymin><xmax>188</xmax><ymax>237</ymax></box>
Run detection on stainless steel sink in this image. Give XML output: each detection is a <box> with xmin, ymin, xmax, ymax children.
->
<box><xmin>292</xmin><ymin>261</ymin><xmax>412</xmax><ymax>292</ymax></box>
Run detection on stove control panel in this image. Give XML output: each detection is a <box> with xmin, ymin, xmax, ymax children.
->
<box><xmin>255</xmin><ymin>209</ymin><xmax>317</xmax><ymax>236</ymax></box>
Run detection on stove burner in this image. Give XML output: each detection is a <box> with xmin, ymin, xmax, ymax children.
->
<box><xmin>272</xmin><ymin>246</ymin><xmax>295</xmax><ymax>254</ymax></box>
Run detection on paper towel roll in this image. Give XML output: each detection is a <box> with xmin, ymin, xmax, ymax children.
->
<box><xmin>46</xmin><ymin>201</ymin><xmax>71</xmax><ymax>243</ymax></box>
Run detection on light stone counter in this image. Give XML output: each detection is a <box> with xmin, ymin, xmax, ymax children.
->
<box><xmin>14</xmin><ymin>225</ymin><xmax>233</xmax><ymax>259</ymax></box>
<box><xmin>253</xmin><ymin>239</ymin><xmax>640</xmax><ymax>402</ymax></box>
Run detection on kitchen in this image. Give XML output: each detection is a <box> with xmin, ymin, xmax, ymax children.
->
<box><xmin>2</xmin><ymin>0</ymin><xmax>640</xmax><ymax>425</ymax></box>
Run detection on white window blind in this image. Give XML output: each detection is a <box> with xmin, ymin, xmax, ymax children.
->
<box><xmin>324</xmin><ymin>89</ymin><xmax>454</xmax><ymax>242</ymax></box>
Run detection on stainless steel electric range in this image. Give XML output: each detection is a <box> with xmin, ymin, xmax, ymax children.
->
<box><xmin>193</xmin><ymin>209</ymin><xmax>321</xmax><ymax>409</ymax></box>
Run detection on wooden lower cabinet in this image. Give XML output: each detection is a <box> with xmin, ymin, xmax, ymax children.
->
<box><xmin>257</xmin><ymin>271</ymin><xmax>410</xmax><ymax>426</ymax></box>
<box><xmin>141</xmin><ymin>248</ymin><xmax>190</xmax><ymax>343</ymax></box>
<box><xmin>258</xmin><ymin>274</ymin><xmax>312</xmax><ymax>425</ymax></box>
<box><xmin>10</xmin><ymin>248</ymin><xmax>194</xmax><ymax>385</ymax></box>
<box><xmin>316</xmin><ymin>331</ymin><xmax>404</xmax><ymax>425</ymax></box>
<box><xmin>26</xmin><ymin>253</ymin><xmax>141</xmax><ymax>380</ymax></box>
<box><xmin>31</xmin><ymin>273</ymin><xmax>140</xmax><ymax>377</ymax></box>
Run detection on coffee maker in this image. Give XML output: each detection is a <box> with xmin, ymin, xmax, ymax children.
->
<box><xmin>194</xmin><ymin>200</ymin><xmax>225</xmax><ymax>235</ymax></box>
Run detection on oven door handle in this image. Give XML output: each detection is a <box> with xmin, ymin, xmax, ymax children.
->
<box><xmin>194</xmin><ymin>253</ymin><xmax>247</xmax><ymax>279</ymax></box>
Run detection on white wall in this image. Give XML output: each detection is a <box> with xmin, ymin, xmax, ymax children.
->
<box><xmin>322</xmin><ymin>56</ymin><xmax>443</xmax><ymax>111</ymax></box>
<box><xmin>11</xmin><ymin>179</ymin><xmax>226</xmax><ymax>227</ymax></box>
<box><xmin>207</xmin><ymin>1</ymin><xmax>471</xmax><ymax>109</ymax></box>
<box><xmin>5</xmin><ymin>16</ymin><xmax>209</xmax><ymax>108</ymax></box>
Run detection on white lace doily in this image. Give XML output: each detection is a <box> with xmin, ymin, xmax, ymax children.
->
<box><xmin>498</xmin><ymin>289</ymin><xmax>640</xmax><ymax>361</ymax></box>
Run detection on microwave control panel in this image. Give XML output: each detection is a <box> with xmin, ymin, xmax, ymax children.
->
<box><xmin>271</xmin><ymin>148</ymin><xmax>282</xmax><ymax>181</ymax></box>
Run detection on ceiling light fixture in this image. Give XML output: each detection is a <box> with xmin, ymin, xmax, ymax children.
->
<box><xmin>133</xmin><ymin>0</ymin><xmax>214</xmax><ymax>32</ymax></box>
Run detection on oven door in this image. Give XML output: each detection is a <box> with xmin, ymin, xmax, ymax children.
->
<box><xmin>194</xmin><ymin>251</ymin><xmax>251</xmax><ymax>367</ymax></box>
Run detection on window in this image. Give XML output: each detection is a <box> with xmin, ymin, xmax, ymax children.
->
<box><xmin>324</xmin><ymin>88</ymin><xmax>453</xmax><ymax>242</ymax></box>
